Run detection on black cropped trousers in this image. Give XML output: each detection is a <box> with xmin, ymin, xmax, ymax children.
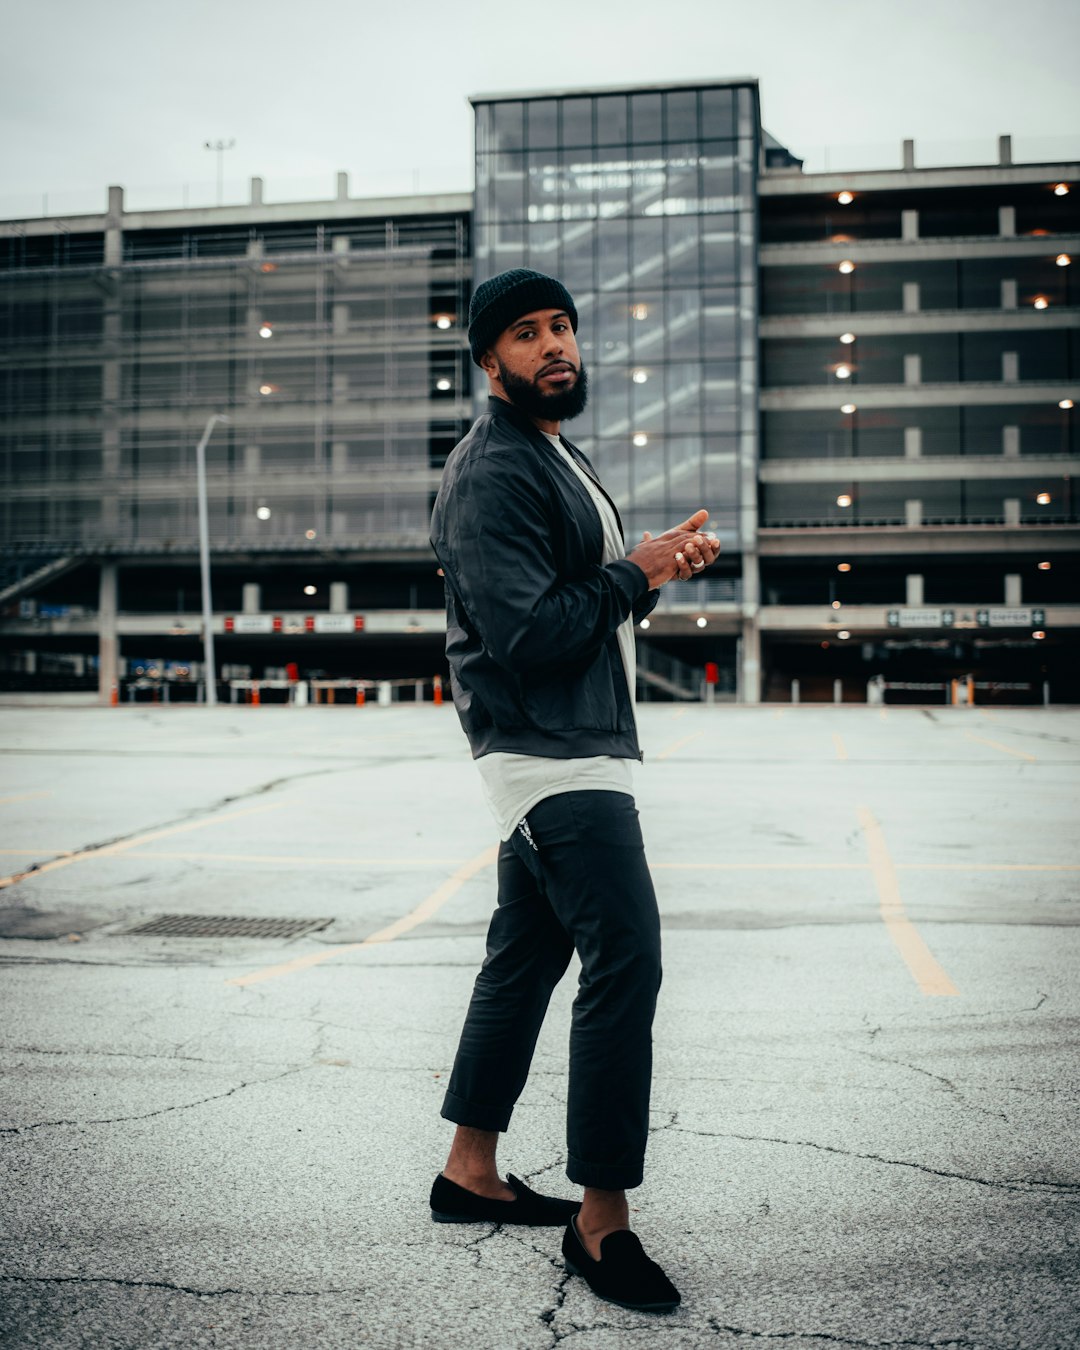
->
<box><xmin>440</xmin><ymin>789</ymin><xmax>662</xmax><ymax>1191</ymax></box>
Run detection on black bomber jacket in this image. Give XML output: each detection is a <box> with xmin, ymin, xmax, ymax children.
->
<box><xmin>430</xmin><ymin>397</ymin><xmax>659</xmax><ymax>761</ymax></box>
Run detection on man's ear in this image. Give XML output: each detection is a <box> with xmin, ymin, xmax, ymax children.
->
<box><xmin>479</xmin><ymin>349</ymin><xmax>498</xmax><ymax>380</ymax></box>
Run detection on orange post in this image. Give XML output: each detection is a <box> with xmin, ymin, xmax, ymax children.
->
<box><xmin>966</xmin><ymin>674</ymin><xmax>974</xmax><ymax>706</ymax></box>
<box><xmin>110</xmin><ymin>683</ymin><xmax>119</xmax><ymax>707</ymax></box>
<box><xmin>328</xmin><ymin>687</ymin><xmax>335</xmax><ymax>705</ymax></box>
<box><xmin>433</xmin><ymin>674</ymin><xmax>443</xmax><ymax>706</ymax></box>
<box><xmin>251</xmin><ymin>684</ymin><xmax>261</xmax><ymax>707</ymax></box>
<box><xmin>356</xmin><ymin>686</ymin><xmax>366</xmax><ymax>706</ymax></box>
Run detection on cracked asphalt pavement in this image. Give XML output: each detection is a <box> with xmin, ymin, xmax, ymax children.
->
<box><xmin>1</xmin><ymin>700</ymin><xmax>1078</xmax><ymax>1349</ymax></box>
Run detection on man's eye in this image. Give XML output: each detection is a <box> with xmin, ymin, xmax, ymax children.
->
<box><xmin>517</xmin><ymin>330</ymin><xmax>534</xmax><ymax>340</ymax></box>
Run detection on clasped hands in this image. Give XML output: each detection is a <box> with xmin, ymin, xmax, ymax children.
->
<box><xmin>626</xmin><ymin>509</ymin><xmax>720</xmax><ymax>589</ymax></box>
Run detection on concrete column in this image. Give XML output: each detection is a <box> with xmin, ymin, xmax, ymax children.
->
<box><xmin>331</xmin><ymin>441</ymin><xmax>348</xmax><ymax>473</ymax></box>
<box><xmin>998</xmin><ymin>135</ymin><xmax>1012</xmax><ymax>167</ymax></box>
<box><xmin>904</xmin><ymin>354</ymin><xmax>922</xmax><ymax>385</ymax></box>
<box><xmin>98</xmin><ymin>562</ymin><xmax>119</xmax><ymax>705</ymax></box>
<box><xmin>1004</xmin><ymin>573</ymin><xmax>1022</xmax><ymax>606</ymax></box>
<box><xmin>998</xmin><ymin>205</ymin><xmax>1016</xmax><ymax>237</ymax></box>
<box><xmin>906</xmin><ymin>573</ymin><xmax>924</xmax><ymax>606</ymax></box>
<box><xmin>336</xmin><ymin>172</ymin><xmax>349</xmax><ymax>201</ymax></box>
<box><xmin>1001</xmin><ymin>279</ymin><xmax>1018</xmax><ymax>309</ymax></box>
<box><xmin>104</xmin><ymin>185</ymin><xmax>123</xmax><ymax>265</ymax></box>
<box><xmin>902</xmin><ymin>139</ymin><xmax>915</xmax><ymax>171</ymax></box>
<box><xmin>330</xmin><ymin>582</ymin><xmax>349</xmax><ymax>614</ymax></box>
<box><xmin>1004</xmin><ymin>498</ymin><xmax>1021</xmax><ymax>525</ymax></box>
<box><xmin>901</xmin><ymin>209</ymin><xmax>919</xmax><ymax>240</ymax></box>
<box><xmin>1003</xmin><ymin>426</ymin><xmax>1020</xmax><ymax>457</ymax></box>
<box><xmin>739</xmin><ymin>615</ymin><xmax>761</xmax><ymax>705</ymax></box>
<box><xmin>242</xmin><ymin>583</ymin><xmax>261</xmax><ymax>614</ymax></box>
<box><xmin>1002</xmin><ymin>351</ymin><xmax>1019</xmax><ymax>382</ymax></box>
<box><xmin>332</xmin><ymin>235</ymin><xmax>350</xmax><ymax>256</ymax></box>
<box><xmin>903</xmin><ymin>282</ymin><xmax>920</xmax><ymax>313</ymax></box>
<box><xmin>905</xmin><ymin>500</ymin><xmax>923</xmax><ymax>528</ymax></box>
<box><xmin>24</xmin><ymin>650</ymin><xmax>38</xmax><ymax>674</ymax></box>
<box><xmin>332</xmin><ymin>304</ymin><xmax>349</xmax><ymax>337</ymax></box>
<box><xmin>904</xmin><ymin>426</ymin><xmax>922</xmax><ymax>459</ymax></box>
<box><xmin>250</xmin><ymin>176</ymin><xmax>264</xmax><ymax>206</ymax></box>
<box><xmin>244</xmin><ymin>444</ymin><xmax>260</xmax><ymax>472</ymax></box>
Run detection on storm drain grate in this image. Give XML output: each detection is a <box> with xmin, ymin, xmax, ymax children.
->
<box><xmin>123</xmin><ymin>914</ymin><xmax>334</xmax><ymax>939</ymax></box>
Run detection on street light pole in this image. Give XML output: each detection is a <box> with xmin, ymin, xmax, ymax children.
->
<box><xmin>195</xmin><ymin>413</ymin><xmax>228</xmax><ymax>706</ymax></box>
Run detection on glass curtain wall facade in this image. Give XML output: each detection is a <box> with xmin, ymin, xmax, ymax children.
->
<box><xmin>472</xmin><ymin>83</ymin><xmax>760</xmax><ymax>553</ymax></box>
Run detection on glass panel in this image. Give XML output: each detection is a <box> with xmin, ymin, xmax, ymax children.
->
<box><xmin>492</xmin><ymin>102</ymin><xmax>525</xmax><ymax>152</ymax></box>
<box><xmin>561</xmin><ymin>97</ymin><xmax>593</xmax><ymax>148</ymax></box>
<box><xmin>700</xmin><ymin>143</ymin><xmax>737</xmax><ymax>204</ymax></box>
<box><xmin>664</xmin><ymin>90</ymin><xmax>698</xmax><ymax>141</ymax></box>
<box><xmin>596</xmin><ymin>218</ymin><xmax>630</xmax><ymax>288</ymax></box>
<box><xmin>630</xmin><ymin>92</ymin><xmax>662</xmax><ymax>143</ymax></box>
<box><xmin>595</xmin><ymin>95</ymin><xmax>628</xmax><ymax>146</ymax></box>
<box><xmin>527</xmin><ymin>100</ymin><xmax>558</xmax><ymax>149</ymax></box>
<box><xmin>665</xmin><ymin>215</ymin><xmax>700</xmax><ymax>283</ymax></box>
<box><xmin>700</xmin><ymin>87</ymin><xmax>736</xmax><ymax>138</ymax></box>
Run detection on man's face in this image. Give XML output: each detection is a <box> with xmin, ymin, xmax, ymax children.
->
<box><xmin>482</xmin><ymin>308</ymin><xmax>589</xmax><ymax>423</ymax></box>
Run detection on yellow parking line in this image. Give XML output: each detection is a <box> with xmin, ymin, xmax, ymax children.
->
<box><xmin>227</xmin><ymin>844</ymin><xmax>499</xmax><ymax>988</ymax></box>
<box><xmin>833</xmin><ymin>733</ymin><xmax>848</xmax><ymax>761</ymax></box>
<box><xmin>0</xmin><ymin>803</ymin><xmax>285</xmax><ymax>890</ymax></box>
<box><xmin>857</xmin><ymin>805</ymin><xmax>958</xmax><ymax>997</ymax></box>
<box><xmin>122</xmin><ymin>850</ymin><xmax>469</xmax><ymax>867</ymax></box>
<box><xmin>655</xmin><ymin>732</ymin><xmax>704</xmax><ymax>761</ymax></box>
<box><xmin>963</xmin><ymin>731</ymin><xmax>1036</xmax><ymax>763</ymax></box>
<box><xmin>0</xmin><ymin>790</ymin><xmax>52</xmax><ymax>805</ymax></box>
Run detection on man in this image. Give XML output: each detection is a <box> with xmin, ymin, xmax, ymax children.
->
<box><xmin>429</xmin><ymin>268</ymin><xmax>719</xmax><ymax>1314</ymax></box>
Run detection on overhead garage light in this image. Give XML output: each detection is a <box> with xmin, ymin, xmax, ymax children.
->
<box><xmin>696</xmin><ymin>616</ymin><xmax>708</xmax><ymax>628</ymax></box>
<box><xmin>639</xmin><ymin>618</ymin><xmax>651</xmax><ymax>630</ymax></box>
<box><xmin>836</xmin><ymin>493</ymin><xmax>853</xmax><ymax>508</ymax></box>
<box><xmin>837</xmin><ymin>562</ymin><xmax>852</xmax><ymax>572</ymax></box>
<box><xmin>838</xmin><ymin>260</ymin><xmax>855</xmax><ymax>274</ymax></box>
<box><xmin>841</xmin><ymin>403</ymin><xmax>857</xmax><ymax>415</ymax></box>
<box><xmin>837</xmin><ymin>191</ymin><xmax>854</xmax><ymax>205</ymax></box>
<box><xmin>838</xmin><ymin>630</ymin><xmax>851</xmax><ymax>639</ymax></box>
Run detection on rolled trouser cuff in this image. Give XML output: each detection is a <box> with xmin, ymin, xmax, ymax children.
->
<box><xmin>440</xmin><ymin>1088</ymin><xmax>513</xmax><ymax>1133</ymax></box>
<box><xmin>566</xmin><ymin>1151</ymin><xmax>644</xmax><ymax>1191</ymax></box>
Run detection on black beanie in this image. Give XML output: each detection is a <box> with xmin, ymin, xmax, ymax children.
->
<box><xmin>468</xmin><ymin>268</ymin><xmax>578</xmax><ymax>366</ymax></box>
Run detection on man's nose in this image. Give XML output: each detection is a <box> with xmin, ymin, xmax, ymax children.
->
<box><xmin>541</xmin><ymin>328</ymin><xmax>564</xmax><ymax>357</ymax></box>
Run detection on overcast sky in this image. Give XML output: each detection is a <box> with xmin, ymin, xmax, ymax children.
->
<box><xmin>2</xmin><ymin>0</ymin><xmax>1078</xmax><ymax>217</ymax></box>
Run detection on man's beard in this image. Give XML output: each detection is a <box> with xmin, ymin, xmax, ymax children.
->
<box><xmin>496</xmin><ymin>359</ymin><xmax>589</xmax><ymax>422</ymax></box>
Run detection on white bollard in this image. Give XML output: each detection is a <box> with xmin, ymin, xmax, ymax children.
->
<box><xmin>377</xmin><ymin>681</ymin><xmax>392</xmax><ymax>707</ymax></box>
<box><xmin>791</xmin><ymin>679</ymin><xmax>800</xmax><ymax>705</ymax></box>
<box><xmin>833</xmin><ymin>678</ymin><xmax>842</xmax><ymax>705</ymax></box>
<box><xmin>293</xmin><ymin>681</ymin><xmax>309</xmax><ymax>707</ymax></box>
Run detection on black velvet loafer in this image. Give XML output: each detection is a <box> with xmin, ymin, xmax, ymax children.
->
<box><xmin>430</xmin><ymin>1172</ymin><xmax>581</xmax><ymax>1226</ymax></box>
<box><xmin>561</xmin><ymin>1216</ymin><xmax>681</xmax><ymax>1312</ymax></box>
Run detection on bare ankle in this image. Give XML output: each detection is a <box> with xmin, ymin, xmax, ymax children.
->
<box><xmin>576</xmin><ymin>1188</ymin><xmax>630</xmax><ymax>1258</ymax></box>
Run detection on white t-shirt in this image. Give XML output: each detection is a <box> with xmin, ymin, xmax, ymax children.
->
<box><xmin>475</xmin><ymin>432</ymin><xmax>637</xmax><ymax>840</ymax></box>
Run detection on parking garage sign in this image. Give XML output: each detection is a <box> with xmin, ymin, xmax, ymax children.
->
<box><xmin>976</xmin><ymin>608</ymin><xmax>1046</xmax><ymax>627</ymax></box>
<box><xmin>887</xmin><ymin>609</ymin><xmax>956</xmax><ymax>628</ymax></box>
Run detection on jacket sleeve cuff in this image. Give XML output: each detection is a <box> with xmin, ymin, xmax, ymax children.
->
<box><xmin>610</xmin><ymin>557</ymin><xmax>651</xmax><ymax>602</ymax></box>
